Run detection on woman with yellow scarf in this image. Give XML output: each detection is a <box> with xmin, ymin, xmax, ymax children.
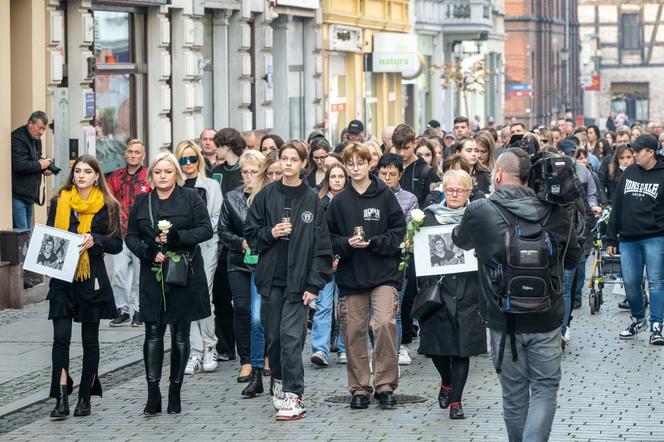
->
<box><xmin>46</xmin><ymin>154</ymin><xmax>122</xmax><ymax>420</ymax></box>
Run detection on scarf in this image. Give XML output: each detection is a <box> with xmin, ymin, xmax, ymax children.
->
<box><xmin>425</xmin><ymin>201</ymin><xmax>467</xmax><ymax>225</ymax></box>
<box><xmin>54</xmin><ymin>187</ymin><xmax>105</xmax><ymax>281</ymax></box>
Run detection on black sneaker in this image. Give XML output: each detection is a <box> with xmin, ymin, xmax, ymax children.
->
<box><xmin>349</xmin><ymin>394</ymin><xmax>370</xmax><ymax>410</ymax></box>
<box><xmin>131</xmin><ymin>312</ymin><xmax>142</xmax><ymax>327</ymax></box>
<box><xmin>618</xmin><ymin>298</ymin><xmax>630</xmax><ymax>310</ymax></box>
<box><xmin>649</xmin><ymin>322</ymin><xmax>664</xmax><ymax>345</ymax></box>
<box><xmin>619</xmin><ymin>317</ymin><xmax>648</xmax><ymax>339</ymax></box>
<box><xmin>374</xmin><ymin>391</ymin><xmax>397</xmax><ymax>410</ymax></box>
<box><xmin>109</xmin><ymin>312</ymin><xmax>130</xmax><ymax>327</ymax></box>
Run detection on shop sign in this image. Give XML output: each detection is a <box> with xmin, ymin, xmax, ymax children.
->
<box><xmin>85</xmin><ymin>91</ymin><xmax>95</xmax><ymax>119</ymax></box>
<box><xmin>277</xmin><ymin>0</ymin><xmax>318</xmax><ymax>9</ymax></box>
<box><xmin>372</xmin><ymin>33</ymin><xmax>418</xmax><ymax>74</ymax></box>
<box><xmin>329</xmin><ymin>25</ymin><xmax>363</xmax><ymax>53</ymax></box>
<box><xmin>507</xmin><ymin>83</ymin><xmax>532</xmax><ymax>97</ymax></box>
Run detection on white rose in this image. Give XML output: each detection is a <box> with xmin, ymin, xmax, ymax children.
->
<box><xmin>411</xmin><ymin>209</ymin><xmax>425</xmax><ymax>223</ymax></box>
<box><xmin>157</xmin><ymin>220</ymin><xmax>173</xmax><ymax>233</ymax></box>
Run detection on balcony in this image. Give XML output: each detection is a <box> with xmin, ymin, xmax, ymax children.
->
<box><xmin>440</xmin><ymin>0</ymin><xmax>493</xmax><ymax>38</ymax></box>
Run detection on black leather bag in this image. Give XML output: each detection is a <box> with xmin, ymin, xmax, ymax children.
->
<box><xmin>411</xmin><ymin>277</ymin><xmax>444</xmax><ymax>321</ymax></box>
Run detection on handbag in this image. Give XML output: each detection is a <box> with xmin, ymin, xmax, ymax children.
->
<box><xmin>411</xmin><ymin>276</ymin><xmax>444</xmax><ymax>321</ymax></box>
<box><xmin>148</xmin><ymin>192</ymin><xmax>194</xmax><ymax>287</ymax></box>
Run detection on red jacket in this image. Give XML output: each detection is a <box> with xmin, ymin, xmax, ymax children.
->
<box><xmin>107</xmin><ymin>166</ymin><xmax>151</xmax><ymax>238</ymax></box>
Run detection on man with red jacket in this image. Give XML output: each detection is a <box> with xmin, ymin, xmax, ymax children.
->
<box><xmin>107</xmin><ymin>139</ymin><xmax>151</xmax><ymax>326</ymax></box>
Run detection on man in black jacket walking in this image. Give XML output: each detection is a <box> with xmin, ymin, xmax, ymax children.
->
<box><xmin>11</xmin><ymin>111</ymin><xmax>53</xmax><ymax>229</ymax></box>
<box><xmin>452</xmin><ymin>149</ymin><xmax>580</xmax><ymax>442</ymax></box>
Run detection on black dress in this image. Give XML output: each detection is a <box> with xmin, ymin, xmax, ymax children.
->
<box><xmin>46</xmin><ymin>202</ymin><xmax>122</xmax><ymax>323</ymax></box>
<box><xmin>125</xmin><ymin>185</ymin><xmax>213</xmax><ymax>324</ymax></box>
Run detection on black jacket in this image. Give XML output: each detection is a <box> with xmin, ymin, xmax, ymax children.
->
<box><xmin>606</xmin><ymin>155</ymin><xmax>664</xmax><ymax>247</ymax></box>
<box><xmin>126</xmin><ymin>186</ymin><xmax>213</xmax><ymax>324</ymax></box>
<box><xmin>46</xmin><ymin>200</ymin><xmax>122</xmax><ymax>322</ymax></box>
<box><xmin>400</xmin><ymin>157</ymin><xmax>441</xmax><ymax>208</ymax></box>
<box><xmin>473</xmin><ymin>170</ymin><xmax>491</xmax><ymax>194</ymax></box>
<box><xmin>11</xmin><ymin>125</ymin><xmax>44</xmax><ymax>203</ymax></box>
<box><xmin>452</xmin><ymin>185</ymin><xmax>580</xmax><ymax>334</ymax></box>
<box><xmin>219</xmin><ymin>186</ymin><xmax>251</xmax><ymax>273</ymax></box>
<box><xmin>244</xmin><ymin>181</ymin><xmax>333</xmax><ymax>301</ymax></box>
<box><xmin>327</xmin><ymin>175</ymin><xmax>407</xmax><ymax>296</ymax></box>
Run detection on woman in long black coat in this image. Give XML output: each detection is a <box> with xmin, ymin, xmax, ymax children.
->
<box><xmin>418</xmin><ymin>169</ymin><xmax>486</xmax><ymax>420</ymax></box>
<box><xmin>46</xmin><ymin>154</ymin><xmax>122</xmax><ymax>419</ymax></box>
<box><xmin>126</xmin><ymin>152</ymin><xmax>213</xmax><ymax>416</ymax></box>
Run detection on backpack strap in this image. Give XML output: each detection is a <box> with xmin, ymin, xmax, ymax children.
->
<box><xmin>495</xmin><ymin>314</ymin><xmax>518</xmax><ymax>374</ymax></box>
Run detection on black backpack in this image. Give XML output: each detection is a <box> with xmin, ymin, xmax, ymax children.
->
<box><xmin>528</xmin><ymin>153</ymin><xmax>582</xmax><ymax>205</ymax></box>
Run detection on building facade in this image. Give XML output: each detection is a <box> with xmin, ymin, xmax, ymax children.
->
<box><xmin>579</xmin><ymin>0</ymin><xmax>664</xmax><ymax>127</ymax></box>
<box><xmin>322</xmin><ymin>0</ymin><xmax>410</xmax><ymax>144</ymax></box>
<box><xmin>504</xmin><ymin>0</ymin><xmax>582</xmax><ymax>127</ymax></box>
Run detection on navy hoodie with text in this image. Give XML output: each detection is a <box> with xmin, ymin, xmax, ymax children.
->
<box><xmin>606</xmin><ymin>155</ymin><xmax>664</xmax><ymax>246</ymax></box>
<box><xmin>327</xmin><ymin>175</ymin><xmax>407</xmax><ymax>296</ymax></box>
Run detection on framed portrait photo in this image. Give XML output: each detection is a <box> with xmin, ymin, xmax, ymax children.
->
<box><xmin>23</xmin><ymin>224</ymin><xmax>84</xmax><ymax>283</ymax></box>
<box><xmin>413</xmin><ymin>224</ymin><xmax>478</xmax><ymax>277</ymax></box>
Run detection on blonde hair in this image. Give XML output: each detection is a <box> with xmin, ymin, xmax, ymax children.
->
<box><xmin>148</xmin><ymin>152</ymin><xmax>185</xmax><ymax>187</ymax></box>
<box><xmin>249</xmin><ymin>151</ymin><xmax>278</xmax><ymax>205</ymax></box>
<box><xmin>442</xmin><ymin>169</ymin><xmax>473</xmax><ymax>191</ymax></box>
<box><xmin>342</xmin><ymin>142</ymin><xmax>372</xmax><ymax>164</ymax></box>
<box><xmin>239</xmin><ymin>149</ymin><xmax>266</xmax><ymax>170</ymax></box>
<box><xmin>175</xmin><ymin>140</ymin><xmax>206</xmax><ymax>181</ymax></box>
<box><xmin>126</xmin><ymin>138</ymin><xmax>145</xmax><ymax>149</ymax></box>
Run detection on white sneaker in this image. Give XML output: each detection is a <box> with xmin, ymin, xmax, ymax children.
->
<box><xmin>276</xmin><ymin>393</ymin><xmax>306</xmax><ymax>421</ymax></box>
<box><xmin>398</xmin><ymin>346</ymin><xmax>412</xmax><ymax>365</ymax></box>
<box><xmin>563</xmin><ymin>327</ymin><xmax>572</xmax><ymax>343</ymax></box>
<box><xmin>338</xmin><ymin>352</ymin><xmax>347</xmax><ymax>364</ymax></box>
<box><xmin>202</xmin><ymin>348</ymin><xmax>218</xmax><ymax>372</ymax></box>
<box><xmin>184</xmin><ymin>356</ymin><xmax>201</xmax><ymax>375</ymax></box>
<box><xmin>310</xmin><ymin>351</ymin><xmax>329</xmax><ymax>366</ymax></box>
<box><xmin>272</xmin><ymin>379</ymin><xmax>285</xmax><ymax>410</ymax></box>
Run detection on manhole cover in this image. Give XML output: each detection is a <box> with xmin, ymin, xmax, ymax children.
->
<box><xmin>325</xmin><ymin>394</ymin><xmax>427</xmax><ymax>404</ymax></box>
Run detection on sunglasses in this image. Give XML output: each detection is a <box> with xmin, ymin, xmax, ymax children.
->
<box><xmin>178</xmin><ymin>155</ymin><xmax>198</xmax><ymax>165</ymax></box>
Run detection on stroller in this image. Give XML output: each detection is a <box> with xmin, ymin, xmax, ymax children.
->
<box><xmin>587</xmin><ymin>210</ymin><xmax>622</xmax><ymax>314</ymax></box>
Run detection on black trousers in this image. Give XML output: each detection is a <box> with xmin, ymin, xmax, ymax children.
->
<box><xmin>261</xmin><ymin>286</ymin><xmax>308</xmax><ymax>396</ymax></box>
<box><xmin>212</xmin><ymin>256</ymin><xmax>235</xmax><ymax>357</ymax></box>
<box><xmin>227</xmin><ymin>270</ymin><xmax>252</xmax><ymax>365</ymax></box>
<box><xmin>144</xmin><ymin>322</ymin><xmax>191</xmax><ymax>384</ymax></box>
<box><xmin>50</xmin><ymin>318</ymin><xmax>101</xmax><ymax>399</ymax></box>
<box><xmin>400</xmin><ymin>261</ymin><xmax>417</xmax><ymax>344</ymax></box>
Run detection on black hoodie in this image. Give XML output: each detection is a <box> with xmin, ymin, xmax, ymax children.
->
<box><xmin>327</xmin><ymin>175</ymin><xmax>407</xmax><ymax>296</ymax></box>
<box><xmin>400</xmin><ymin>157</ymin><xmax>441</xmax><ymax>208</ymax></box>
<box><xmin>606</xmin><ymin>155</ymin><xmax>664</xmax><ymax>246</ymax></box>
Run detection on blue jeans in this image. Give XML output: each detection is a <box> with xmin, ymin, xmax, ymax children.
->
<box><xmin>311</xmin><ymin>277</ymin><xmax>336</xmax><ymax>359</ymax></box>
<box><xmin>561</xmin><ymin>268</ymin><xmax>576</xmax><ymax>334</ymax></box>
<box><xmin>490</xmin><ymin>328</ymin><xmax>562</xmax><ymax>442</ymax></box>
<box><xmin>12</xmin><ymin>198</ymin><xmax>33</xmax><ymax>229</ymax></box>
<box><xmin>396</xmin><ymin>280</ymin><xmax>406</xmax><ymax>355</ymax></box>
<box><xmin>250</xmin><ymin>272</ymin><xmax>265</xmax><ymax>368</ymax></box>
<box><xmin>620</xmin><ymin>237</ymin><xmax>664</xmax><ymax>323</ymax></box>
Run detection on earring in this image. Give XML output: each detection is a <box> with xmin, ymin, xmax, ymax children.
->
<box><xmin>72</xmin><ymin>177</ymin><xmax>76</xmax><ymax>185</ymax></box>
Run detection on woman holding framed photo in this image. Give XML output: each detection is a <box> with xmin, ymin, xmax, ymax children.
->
<box><xmin>125</xmin><ymin>152</ymin><xmax>213</xmax><ymax>416</ymax></box>
<box><xmin>419</xmin><ymin>169</ymin><xmax>486</xmax><ymax>420</ymax></box>
<box><xmin>46</xmin><ymin>154</ymin><xmax>123</xmax><ymax>419</ymax></box>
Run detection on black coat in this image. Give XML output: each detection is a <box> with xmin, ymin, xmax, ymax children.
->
<box><xmin>11</xmin><ymin>125</ymin><xmax>44</xmax><ymax>203</ymax></box>
<box><xmin>126</xmin><ymin>186</ymin><xmax>214</xmax><ymax>324</ymax></box>
<box><xmin>46</xmin><ymin>199</ymin><xmax>122</xmax><ymax>322</ymax></box>
<box><xmin>218</xmin><ymin>186</ymin><xmax>251</xmax><ymax>273</ymax></box>
<box><xmin>244</xmin><ymin>181</ymin><xmax>333</xmax><ymax>302</ymax></box>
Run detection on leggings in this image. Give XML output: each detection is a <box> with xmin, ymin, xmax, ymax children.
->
<box><xmin>431</xmin><ymin>355</ymin><xmax>470</xmax><ymax>404</ymax></box>
<box><xmin>144</xmin><ymin>322</ymin><xmax>191</xmax><ymax>384</ymax></box>
<box><xmin>50</xmin><ymin>318</ymin><xmax>101</xmax><ymax>399</ymax></box>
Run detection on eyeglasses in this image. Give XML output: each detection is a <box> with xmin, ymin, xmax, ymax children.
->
<box><xmin>178</xmin><ymin>155</ymin><xmax>198</xmax><ymax>165</ymax></box>
<box><xmin>241</xmin><ymin>170</ymin><xmax>259</xmax><ymax>176</ymax></box>
<box><xmin>444</xmin><ymin>188</ymin><xmax>470</xmax><ymax>196</ymax></box>
<box><xmin>313</xmin><ymin>154</ymin><xmax>329</xmax><ymax>162</ymax></box>
<box><xmin>346</xmin><ymin>161</ymin><xmax>367</xmax><ymax>170</ymax></box>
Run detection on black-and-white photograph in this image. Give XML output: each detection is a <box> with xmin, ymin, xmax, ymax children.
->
<box><xmin>36</xmin><ymin>234</ymin><xmax>67</xmax><ymax>271</ymax></box>
<box><xmin>428</xmin><ymin>233</ymin><xmax>465</xmax><ymax>267</ymax></box>
<box><xmin>413</xmin><ymin>225</ymin><xmax>478</xmax><ymax>277</ymax></box>
<box><xmin>23</xmin><ymin>224</ymin><xmax>84</xmax><ymax>282</ymax></box>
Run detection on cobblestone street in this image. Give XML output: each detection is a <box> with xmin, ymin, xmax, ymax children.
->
<box><xmin>1</xmin><ymin>284</ymin><xmax>663</xmax><ymax>441</ymax></box>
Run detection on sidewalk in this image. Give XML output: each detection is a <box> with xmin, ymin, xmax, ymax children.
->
<box><xmin>0</xmin><ymin>301</ymin><xmax>150</xmax><ymax>417</ymax></box>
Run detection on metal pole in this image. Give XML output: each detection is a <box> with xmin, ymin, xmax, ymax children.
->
<box><xmin>565</xmin><ymin>0</ymin><xmax>570</xmax><ymax>114</ymax></box>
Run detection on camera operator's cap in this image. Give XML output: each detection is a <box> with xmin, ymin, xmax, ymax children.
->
<box><xmin>558</xmin><ymin>139</ymin><xmax>577</xmax><ymax>153</ymax></box>
<box><xmin>631</xmin><ymin>134</ymin><xmax>659</xmax><ymax>151</ymax></box>
<box><xmin>427</xmin><ymin>119</ymin><xmax>441</xmax><ymax>129</ymax></box>
<box><xmin>347</xmin><ymin>120</ymin><xmax>364</xmax><ymax>135</ymax></box>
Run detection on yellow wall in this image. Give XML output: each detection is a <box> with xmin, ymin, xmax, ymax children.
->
<box><xmin>0</xmin><ymin>0</ymin><xmax>13</xmax><ymax>229</ymax></box>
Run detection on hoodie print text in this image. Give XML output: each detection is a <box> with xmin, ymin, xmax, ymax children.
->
<box><xmin>364</xmin><ymin>208</ymin><xmax>381</xmax><ymax>221</ymax></box>
<box><xmin>624</xmin><ymin>179</ymin><xmax>660</xmax><ymax>199</ymax></box>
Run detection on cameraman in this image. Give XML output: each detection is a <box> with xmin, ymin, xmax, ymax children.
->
<box><xmin>11</xmin><ymin>111</ymin><xmax>54</xmax><ymax>229</ymax></box>
<box><xmin>452</xmin><ymin>149</ymin><xmax>580</xmax><ymax>442</ymax></box>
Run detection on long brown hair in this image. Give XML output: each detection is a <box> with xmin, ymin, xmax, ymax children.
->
<box><xmin>58</xmin><ymin>154</ymin><xmax>121</xmax><ymax>236</ymax></box>
<box><xmin>318</xmin><ymin>163</ymin><xmax>349</xmax><ymax>199</ymax></box>
<box><xmin>609</xmin><ymin>145</ymin><xmax>634</xmax><ymax>181</ymax></box>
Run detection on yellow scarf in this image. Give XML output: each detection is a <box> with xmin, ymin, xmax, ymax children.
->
<box><xmin>54</xmin><ymin>187</ymin><xmax>105</xmax><ymax>281</ymax></box>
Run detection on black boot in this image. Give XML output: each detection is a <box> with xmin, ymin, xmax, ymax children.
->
<box><xmin>438</xmin><ymin>384</ymin><xmax>451</xmax><ymax>409</ymax></box>
<box><xmin>73</xmin><ymin>396</ymin><xmax>91</xmax><ymax>417</ymax></box>
<box><xmin>241</xmin><ymin>368</ymin><xmax>264</xmax><ymax>398</ymax></box>
<box><xmin>167</xmin><ymin>382</ymin><xmax>182</xmax><ymax>414</ymax></box>
<box><xmin>50</xmin><ymin>385</ymin><xmax>70</xmax><ymax>419</ymax></box>
<box><xmin>144</xmin><ymin>381</ymin><xmax>162</xmax><ymax>416</ymax></box>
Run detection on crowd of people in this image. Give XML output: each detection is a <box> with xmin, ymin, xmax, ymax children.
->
<box><xmin>9</xmin><ymin>109</ymin><xmax>664</xmax><ymax>440</ymax></box>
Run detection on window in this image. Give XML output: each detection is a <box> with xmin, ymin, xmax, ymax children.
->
<box><xmin>620</xmin><ymin>13</ymin><xmax>641</xmax><ymax>50</ymax></box>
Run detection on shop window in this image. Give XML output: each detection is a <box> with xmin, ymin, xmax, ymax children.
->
<box><xmin>611</xmin><ymin>82</ymin><xmax>649</xmax><ymax>123</ymax></box>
